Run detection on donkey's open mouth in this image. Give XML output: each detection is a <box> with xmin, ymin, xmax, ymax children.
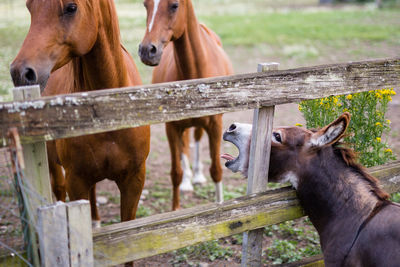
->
<box><xmin>221</xmin><ymin>123</ymin><xmax>252</xmax><ymax>177</ymax></box>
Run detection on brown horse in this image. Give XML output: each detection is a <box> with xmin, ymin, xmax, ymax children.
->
<box><xmin>10</xmin><ymin>0</ymin><xmax>150</xmax><ymax>227</ymax></box>
<box><xmin>222</xmin><ymin>113</ymin><xmax>400</xmax><ymax>266</ymax></box>
<box><xmin>139</xmin><ymin>0</ymin><xmax>233</xmax><ymax>210</ymax></box>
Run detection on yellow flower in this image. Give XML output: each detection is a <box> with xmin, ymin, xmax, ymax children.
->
<box><xmin>375</xmin><ymin>122</ymin><xmax>382</xmax><ymax>127</ymax></box>
<box><xmin>346</xmin><ymin>94</ymin><xmax>352</xmax><ymax>100</ymax></box>
<box><xmin>319</xmin><ymin>99</ymin><xmax>324</xmax><ymax>105</ymax></box>
<box><xmin>390</xmin><ymin>89</ymin><xmax>396</xmax><ymax>95</ymax></box>
<box><xmin>295</xmin><ymin>123</ymin><xmax>303</xmax><ymax>127</ymax></box>
<box><xmin>385</xmin><ymin>148</ymin><xmax>393</xmax><ymax>153</ymax></box>
<box><xmin>298</xmin><ymin>105</ymin><xmax>303</xmax><ymax>111</ymax></box>
<box><xmin>386</xmin><ymin>119</ymin><xmax>391</xmax><ymax>124</ymax></box>
<box><xmin>388</xmin><ymin>96</ymin><xmax>392</xmax><ymax>102</ymax></box>
<box><xmin>343</xmin><ymin>108</ymin><xmax>349</xmax><ymax>112</ymax></box>
<box><xmin>376</xmin><ymin>137</ymin><xmax>381</xmax><ymax>143</ymax></box>
<box><xmin>333</xmin><ymin>97</ymin><xmax>339</xmax><ymax>104</ymax></box>
<box><xmin>375</xmin><ymin>92</ymin><xmax>382</xmax><ymax>99</ymax></box>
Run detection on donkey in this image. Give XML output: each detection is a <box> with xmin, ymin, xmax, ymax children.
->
<box><xmin>222</xmin><ymin>113</ymin><xmax>400</xmax><ymax>266</ymax></box>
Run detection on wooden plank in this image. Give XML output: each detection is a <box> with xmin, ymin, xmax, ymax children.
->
<box><xmin>277</xmin><ymin>255</ymin><xmax>325</xmax><ymax>267</ymax></box>
<box><xmin>0</xmin><ymin>58</ymin><xmax>399</xmax><ymax>146</ymax></box>
<box><xmin>92</xmin><ymin>161</ymin><xmax>400</xmax><ymax>266</ymax></box>
<box><xmin>37</xmin><ymin>202</ymin><xmax>70</xmax><ymax>267</ymax></box>
<box><xmin>12</xmin><ymin>85</ymin><xmax>52</xmax><ymax>267</ymax></box>
<box><xmin>242</xmin><ymin>63</ymin><xmax>278</xmax><ymax>267</ymax></box>
<box><xmin>12</xmin><ymin>85</ymin><xmax>52</xmax><ymax>216</ymax></box>
<box><xmin>66</xmin><ymin>200</ymin><xmax>94</xmax><ymax>267</ymax></box>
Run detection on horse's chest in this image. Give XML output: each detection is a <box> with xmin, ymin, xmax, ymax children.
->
<box><xmin>56</xmin><ymin>135</ymin><xmax>132</xmax><ymax>178</ymax></box>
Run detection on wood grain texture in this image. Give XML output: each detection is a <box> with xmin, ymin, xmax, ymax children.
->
<box><xmin>12</xmin><ymin>86</ymin><xmax>52</xmax><ymax>217</ymax></box>
<box><xmin>92</xmin><ymin>161</ymin><xmax>400</xmax><ymax>266</ymax></box>
<box><xmin>0</xmin><ymin>58</ymin><xmax>399</xmax><ymax>146</ymax></box>
<box><xmin>37</xmin><ymin>202</ymin><xmax>70</xmax><ymax>267</ymax></box>
<box><xmin>66</xmin><ymin>201</ymin><xmax>94</xmax><ymax>267</ymax></box>
<box><xmin>242</xmin><ymin>63</ymin><xmax>278</xmax><ymax>267</ymax></box>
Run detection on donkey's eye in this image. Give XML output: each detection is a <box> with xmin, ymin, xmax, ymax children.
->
<box><xmin>273</xmin><ymin>132</ymin><xmax>282</xmax><ymax>143</ymax></box>
<box><xmin>170</xmin><ymin>2</ymin><xmax>179</xmax><ymax>12</ymax></box>
<box><xmin>64</xmin><ymin>3</ymin><xmax>77</xmax><ymax>15</ymax></box>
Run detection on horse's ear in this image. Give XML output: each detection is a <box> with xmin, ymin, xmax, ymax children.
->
<box><xmin>310</xmin><ymin>112</ymin><xmax>351</xmax><ymax>147</ymax></box>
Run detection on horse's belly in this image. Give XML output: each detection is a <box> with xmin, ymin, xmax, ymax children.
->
<box><xmin>56</xmin><ymin>128</ymin><xmax>150</xmax><ymax>181</ymax></box>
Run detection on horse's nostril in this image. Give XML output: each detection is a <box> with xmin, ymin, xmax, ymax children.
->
<box><xmin>149</xmin><ymin>44</ymin><xmax>157</xmax><ymax>56</ymax></box>
<box><xmin>23</xmin><ymin>67</ymin><xmax>37</xmax><ymax>83</ymax></box>
<box><xmin>228</xmin><ymin>124</ymin><xmax>237</xmax><ymax>132</ymax></box>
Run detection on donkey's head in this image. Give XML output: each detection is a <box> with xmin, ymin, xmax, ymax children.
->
<box><xmin>10</xmin><ymin>0</ymin><xmax>104</xmax><ymax>91</ymax></box>
<box><xmin>222</xmin><ymin>113</ymin><xmax>351</xmax><ymax>188</ymax></box>
<box><xmin>139</xmin><ymin>0</ymin><xmax>187</xmax><ymax>66</ymax></box>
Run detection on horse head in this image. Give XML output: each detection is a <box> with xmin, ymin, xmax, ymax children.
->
<box><xmin>222</xmin><ymin>113</ymin><xmax>351</xmax><ymax>188</ymax></box>
<box><xmin>139</xmin><ymin>0</ymin><xmax>187</xmax><ymax>66</ymax></box>
<box><xmin>10</xmin><ymin>0</ymin><xmax>102</xmax><ymax>91</ymax></box>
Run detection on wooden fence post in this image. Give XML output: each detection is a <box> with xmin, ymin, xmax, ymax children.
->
<box><xmin>37</xmin><ymin>200</ymin><xmax>93</xmax><ymax>267</ymax></box>
<box><xmin>66</xmin><ymin>200</ymin><xmax>94</xmax><ymax>267</ymax></box>
<box><xmin>241</xmin><ymin>63</ymin><xmax>279</xmax><ymax>267</ymax></box>
<box><xmin>37</xmin><ymin>202</ymin><xmax>70</xmax><ymax>267</ymax></box>
<box><xmin>13</xmin><ymin>85</ymin><xmax>53</xmax><ymax>213</ymax></box>
<box><xmin>12</xmin><ymin>85</ymin><xmax>53</xmax><ymax>267</ymax></box>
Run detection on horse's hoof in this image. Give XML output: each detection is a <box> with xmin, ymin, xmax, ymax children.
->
<box><xmin>92</xmin><ymin>220</ymin><xmax>101</xmax><ymax>228</ymax></box>
<box><xmin>179</xmin><ymin>177</ymin><xmax>194</xmax><ymax>192</ymax></box>
<box><xmin>193</xmin><ymin>173</ymin><xmax>207</xmax><ymax>184</ymax></box>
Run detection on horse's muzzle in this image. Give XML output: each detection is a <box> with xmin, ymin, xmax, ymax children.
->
<box><xmin>10</xmin><ymin>62</ymin><xmax>48</xmax><ymax>92</ymax></box>
<box><xmin>138</xmin><ymin>43</ymin><xmax>163</xmax><ymax>66</ymax></box>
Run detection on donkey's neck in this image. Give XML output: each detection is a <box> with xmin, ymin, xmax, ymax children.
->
<box><xmin>173</xmin><ymin>0</ymin><xmax>208</xmax><ymax>79</ymax></box>
<box><xmin>72</xmin><ymin>1</ymin><xmax>129</xmax><ymax>92</ymax></box>
<box><xmin>298</xmin><ymin>155</ymin><xmax>379</xmax><ymax>264</ymax></box>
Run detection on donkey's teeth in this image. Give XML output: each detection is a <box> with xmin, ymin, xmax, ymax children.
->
<box><xmin>221</xmin><ymin>153</ymin><xmax>234</xmax><ymax>161</ymax></box>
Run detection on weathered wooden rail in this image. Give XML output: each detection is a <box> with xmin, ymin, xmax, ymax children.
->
<box><xmin>0</xmin><ymin>57</ymin><xmax>399</xmax><ymax>145</ymax></box>
<box><xmin>1</xmin><ymin>57</ymin><xmax>399</xmax><ymax>266</ymax></box>
<box><xmin>93</xmin><ymin>162</ymin><xmax>400</xmax><ymax>266</ymax></box>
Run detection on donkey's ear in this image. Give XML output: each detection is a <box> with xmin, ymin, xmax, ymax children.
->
<box><xmin>310</xmin><ymin>112</ymin><xmax>351</xmax><ymax>147</ymax></box>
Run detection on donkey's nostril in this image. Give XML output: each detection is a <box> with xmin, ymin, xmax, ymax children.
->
<box><xmin>228</xmin><ymin>124</ymin><xmax>237</xmax><ymax>132</ymax></box>
<box><xmin>23</xmin><ymin>67</ymin><xmax>37</xmax><ymax>83</ymax></box>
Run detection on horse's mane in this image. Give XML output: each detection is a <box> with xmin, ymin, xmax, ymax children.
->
<box><xmin>333</xmin><ymin>142</ymin><xmax>389</xmax><ymax>201</ymax></box>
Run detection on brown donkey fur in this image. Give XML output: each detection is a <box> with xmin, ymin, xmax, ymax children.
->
<box><xmin>10</xmin><ymin>0</ymin><xmax>150</xmax><ymax>227</ymax></box>
<box><xmin>139</xmin><ymin>0</ymin><xmax>233</xmax><ymax>210</ymax></box>
<box><xmin>223</xmin><ymin>113</ymin><xmax>400</xmax><ymax>266</ymax></box>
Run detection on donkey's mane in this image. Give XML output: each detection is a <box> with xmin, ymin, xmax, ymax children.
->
<box><xmin>333</xmin><ymin>142</ymin><xmax>389</xmax><ymax>201</ymax></box>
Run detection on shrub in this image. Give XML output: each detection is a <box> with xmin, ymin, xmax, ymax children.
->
<box><xmin>299</xmin><ymin>88</ymin><xmax>396</xmax><ymax>167</ymax></box>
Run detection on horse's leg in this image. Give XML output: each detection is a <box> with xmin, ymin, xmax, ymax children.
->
<box><xmin>192</xmin><ymin>127</ymin><xmax>207</xmax><ymax>184</ymax></box>
<box><xmin>65</xmin><ymin>172</ymin><xmax>97</xmax><ymax>222</ymax></box>
<box><xmin>47</xmin><ymin>141</ymin><xmax>66</xmax><ymax>201</ymax></box>
<box><xmin>180</xmin><ymin>128</ymin><xmax>193</xmax><ymax>191</ymax></box>
<box><xmin>117</xmin><ymin>164</ymin><xmax>146</xmax><ymax>222</ymax></box>
<box><xmin>89</xmin><ymin>185</ymin><xmax>100</xmax><ymax>228</ymax></box>
<box><xmin>166</xmin><ymin>123</ymin><xmax>184</xmax><ymax>210</ymax></box>
<box><xmin>205</xmin><ymin>115</ymin><xmax>224</xmax><ymax>203</ymax></box>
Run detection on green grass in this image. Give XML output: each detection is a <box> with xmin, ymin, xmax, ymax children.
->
<box><xmin>1</xmin><ymin>1</ymin><xmax>400</xmax><ymax>97</ymax></box>
<box><xmin>201</xmin><ymin>10</ymin><xmax>400</xmax><ymax>47</ymax></box>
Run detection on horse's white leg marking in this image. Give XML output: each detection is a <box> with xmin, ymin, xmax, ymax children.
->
<box><xmin>149</xmin><ymin>0</ymin><xmax>161</xmax><ymax>33</ymax></box>
<box><xmin>179</xmin><ymin>153</ymin><xmax>194</xmax><ymax>191</ymax></box>
<box><xmin>215</xmin><ymin>182</ymin><xmax>224</xmax><ymax>204</ymax></box>
<box><xmin>92</xmin><ymin>220</ymin><xmax>101</xmax><ymax>228</ymax></box>
<box><xmin>193</xmin><ymin>141</ymin><xmax>207</xmax><ymax>184</ymax></box>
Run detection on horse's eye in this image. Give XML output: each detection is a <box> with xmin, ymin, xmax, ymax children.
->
<box><xmin>273</xmin><ymin>132</ymin><xmax>282</xmax><ymax>143</ymax></box>
<box><xmin>64</xmin><ymin>3</ymin><xmax>77</xmax><ymax>15</ymax></box>
<box><xmin>170</xmin><ymin>2</ymin><xmax>179</xmax><ymax>12</ymax></box>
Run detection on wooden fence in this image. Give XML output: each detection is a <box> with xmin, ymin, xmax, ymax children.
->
<box><xmin>1</xmin><ymin>57</ymin><xmax>399</xmax><ymax>266</ymax></box>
